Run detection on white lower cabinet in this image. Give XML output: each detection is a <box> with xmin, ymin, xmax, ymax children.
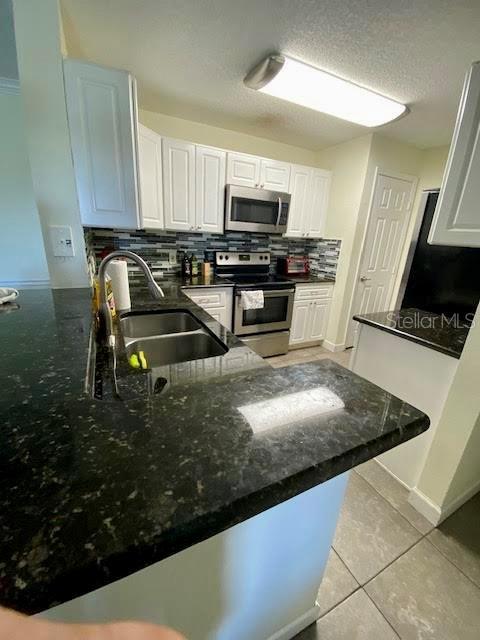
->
<box><xmin>290</xmin><ymin>284</ymin><xmax>333</xmax><ymax>347</ymax></box>
<box><xmin>182</xmin><ymin>287</ymin><xmax>233</xmax><ymax>331</ymax></box>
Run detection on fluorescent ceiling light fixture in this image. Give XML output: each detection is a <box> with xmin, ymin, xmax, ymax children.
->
<box><xmin>244</xmin><ymin>54</ymin><xmax>408</xmax><ymax>127</ymax></box>
<box><xmin>238</xmin><ymin>387</ymin><xmax>344</xmax><ymax>434</ymax></box>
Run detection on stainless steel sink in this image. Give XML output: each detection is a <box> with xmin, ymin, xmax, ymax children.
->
<box><xmin>126</xmin><ymin>331</ymin><xmax>227</xmax><ymax>368</ymax></box>
<box><xmin>120</xmin><ymin>310</ymin><xmax>202</xmax><ymax>343</ymax></box>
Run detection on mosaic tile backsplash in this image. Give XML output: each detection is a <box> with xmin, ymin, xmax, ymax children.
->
<box><xmin>85</xmin><ymin>228</ymin><xmax>341</xmax><ymax>284</ymax></box>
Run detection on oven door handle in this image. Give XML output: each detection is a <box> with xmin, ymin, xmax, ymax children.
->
<box><xmin>276</xmin><ymin>197</ymin><xmax>282</xmax><ymax>226</ymax></box>
<box><xmin>235</xmin><ymin>288</ymin><xmax>295</xmax><ymax>298</ymax></box>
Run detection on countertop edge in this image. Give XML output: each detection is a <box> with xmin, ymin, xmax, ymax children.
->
<box><xmin>353</xmin><ymin>314</ymin><xmax>462</xmax><ymax>359</ymax></box>
<box><xmin>21</xmin><ymin>404</ymin><xmax>429</xmax><ymax>615</ymax></box>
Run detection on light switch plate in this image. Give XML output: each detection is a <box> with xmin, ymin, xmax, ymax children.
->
<box><xmin>50</xmin><ymin>225</ymin><xmax>75</xmax><ymax>257</ymax></box>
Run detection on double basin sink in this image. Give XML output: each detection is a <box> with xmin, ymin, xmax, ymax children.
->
<box><xmin>120</xmin><ymin>309</ymin><xmax>228</xmax><ymax>369</ymax></box>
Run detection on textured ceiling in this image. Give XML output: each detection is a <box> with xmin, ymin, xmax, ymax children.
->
<box><xmin>60</xmin><ymin>0</ymin><xmax>480</xmax><ymax>150</ymax></box>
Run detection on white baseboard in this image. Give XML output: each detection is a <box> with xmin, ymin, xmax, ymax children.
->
<box><xmin>0</xmin><ymin>280</ymin><xmax>50</xmax><ymax>289</ymax></box>
<box><xmin>323</xmin><ymin>340</ymin><xmax>346</xmax><ymax>353</ymax></box>
<box><xmin>409</xmin><ymin>477</ymin><xmax>480</xmax><ymax>526</ymax></box>
<box><xmin>267</xmin><ymin>603</ymin><xmax>321</xmax><ymax>640</ymax></box>
<box><xmin>408</xmin><ymin>488</ymin><xmax>442</xmax><ymax>526</ymax></box>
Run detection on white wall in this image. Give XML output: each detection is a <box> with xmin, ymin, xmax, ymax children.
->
<box><xmin>414</xmin><ymin>301</ymin><xmax>480</xmax><ymax>518</ymax></box>
<box><xmin>315</xmin><ymin>135</ymin><xmax>373</xmax><ymax>350</ymax></box>
<box><xmin>140</xmin><ymin>109</ymin><xmax>319</xmax><ymax>166</ymax></box>
<box><xmin>0</xmin><ymin>93</ymin><xmax>49</xmax><ymax>286</ymax></box>
<box><xmin>12</xmin><ymin>0</ymin><xmax>89</xmax><ymax>289</ymax></box>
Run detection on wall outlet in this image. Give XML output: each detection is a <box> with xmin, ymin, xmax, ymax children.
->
<box><xmin>50</xmin><ymin>225</ymin><xmax>75</xmax><ymax>257</ymax></box>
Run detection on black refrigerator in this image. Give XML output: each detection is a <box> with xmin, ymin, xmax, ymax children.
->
<box><xmin>399</xmin><ymin>190</ymin><xmax>480</xmax><ymax>321</ymax></box>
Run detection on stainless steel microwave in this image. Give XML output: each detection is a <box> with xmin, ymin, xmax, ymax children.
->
<box><xmin>225</xmin><ymin>185</ymin><xmax>291</xmax><ymax>234</ymax></box>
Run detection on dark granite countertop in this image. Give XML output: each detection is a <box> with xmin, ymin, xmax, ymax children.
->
<box><xmin>169</xmin><ymin>274</ymin><xmax>235</xmax><ymax>288</ymax></box>
<box><xmin>0</xmin><ymin>288</ymin><xmax>429</xmax><ymax>614</ymax></box>
<box><xmin>353</xmin><ymin>308</ymin><xmax>470</xmax><ymax>359</ymax></box>
<box><xmin>283</xmin><ymin>274</ymin><xmax>336</xmax><ymax>285</ymax></box>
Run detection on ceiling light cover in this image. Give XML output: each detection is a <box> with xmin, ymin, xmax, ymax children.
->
<box><xmin>244</xmin><ymin>54</ymin><xmax>408</xmax><ymax>127</ymax></box>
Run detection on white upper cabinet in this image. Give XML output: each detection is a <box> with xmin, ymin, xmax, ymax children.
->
<box><xmin>137</xmin><ymin>125</ymin><xmax>163</xmax><ymax>230</ymax></box>
<box><xmin>226</xmin><ymin>153</ymin><xmax>290</xmax><ymax>191</ymax></box>
<box><xmin>195</xmin><ymin>146</ymin><xmax>226</xmax><ymax>234</ymax></box>
<box><xmin>285</xmin><ymin>165</ymin><xmax>312</xmax><ymax>238</ymax></box>
<box><xmin>64</xmin><ymin>59</ymin><xmax>140</xmax><ymax>229</ymax></box>
<box><xmin>260</xmin><ymin>159</ymin><xmax>291</xmax><ymax>191</ymax></box>
<box><xmin>285</xmin><ymin>165</ymin><xmax>331</xmax><ymax>238</ymax></box>
<box><xmin>429</xmin><ymin>62</ymin><xmax>480</xmax><ymax>247</ymax></box>
<box><xmin>226</xmin><ymin>152</ymin><xmax>261</xmax><ymax>187</ymax></box>
<box><xmin>162</xmin><ymin>138</ymin><xmax>196</xmax><ymax>232</ymax></box>
<box><xmin>306</xmin><ymin>169</ymin><xmax>331</xmax><ymax>238</ymax></box>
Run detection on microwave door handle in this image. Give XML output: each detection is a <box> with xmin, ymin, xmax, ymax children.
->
<box><xmin>276</xmin><ymin>197</ymin><xmax>282</xmax><ymax>226</ymax></box>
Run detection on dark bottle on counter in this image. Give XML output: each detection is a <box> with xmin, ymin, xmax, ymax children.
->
<box><xmin>190</xmin><ymin>254</ymin><xmax>199</xmax><ymax>277</ymax></box>
<box><xmin>182</xmin><ymin>252</ymin><xmax>192</xmax><ymax>278</ymax></box>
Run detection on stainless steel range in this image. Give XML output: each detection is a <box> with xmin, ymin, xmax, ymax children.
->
<box><xmin>215</xmin><ymin>252</ymin><xmax>295</xmax><ymax>357</ymax></box>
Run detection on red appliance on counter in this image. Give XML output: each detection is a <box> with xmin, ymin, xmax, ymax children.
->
<box><xmin>277</xmin><ymin>256</ymin><xmax>310</xmax><ymax>276</ymax></box>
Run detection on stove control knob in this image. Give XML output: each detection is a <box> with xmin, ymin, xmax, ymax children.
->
<box><xmin>225</xmin><ymin>255</ymin><xmax>229</xmax><ymax>261</ymax></box>
<box><xmin>219</xmin><ymin>254</ymin><xmax>223</xmax><ymax>260</ymax></box>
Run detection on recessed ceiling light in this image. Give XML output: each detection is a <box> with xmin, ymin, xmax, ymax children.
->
<box><xmin>244</xmin><ymin>54</ymin><xmax>408</xmax><ymax>127</ymax></box>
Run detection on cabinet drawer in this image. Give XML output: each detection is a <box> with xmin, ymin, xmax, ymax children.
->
<box><xmin>183</xmin><ymin>287</ymin><xmax>230</xmax><ymax>308</ymax></box>
<box><xmin>295</xmin><ymin>284</ymin><xmax>334</xmax><ymax>301</ymax></box>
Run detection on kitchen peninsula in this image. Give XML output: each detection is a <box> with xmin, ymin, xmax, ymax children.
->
<box><xmin>0</xmin><ymin>287</ymin><xmax>429</xmax><ymax>640</ymax></box>
<box><xmin>351</xmin><ymin>308</ymin><xmax>469</xmax><ymax>518</ymax></box>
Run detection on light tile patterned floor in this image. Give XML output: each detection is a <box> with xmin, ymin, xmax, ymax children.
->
<box><xmin>266</xmin><ymin>345</ymin><xmax>352</xmax><ymax>369</ymax></box>
<box><xmin>295</xmin><ymin>461</ymin><xmax>480</xmax><ymax>640</ymax></box>
<box><xmin>270</xmin><ymin>346</ymin><xmax>480</xmax><ymax>639</ymax></box>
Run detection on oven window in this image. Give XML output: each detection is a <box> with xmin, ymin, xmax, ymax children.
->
<box><xmin>242</xmin><ymin>295</ymin><xmax>288</xmax><ymax>326</ymax></box>
<box><xmin>231</xmin><ymin>197</ymin><xmax>278</xmax><ymax>226</ymax></box>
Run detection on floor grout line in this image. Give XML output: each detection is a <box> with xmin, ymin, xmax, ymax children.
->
<box><xmin>362</xmin><ymin>587</ymin><xmax>402</xmax><ymax>639</ymax></box>
<box><xmin>421</xmin><ymin>536</ymin><xmax>480</xmax><ymax>593</ymax></box>
<box><xmin>352</xmin><ymin>468</ymin><xmax>480</xmax><ymax>593</ymax></box>
<box><xmin>353</xmin><ymin>468</ymin><xmax>433</xmax><ymax>535</ymax></box>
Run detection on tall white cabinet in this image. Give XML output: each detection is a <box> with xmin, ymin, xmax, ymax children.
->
<box><xmin>161</xmin><ymin>140</ymin><xmax>226</xmax><ymax>234</ymax></box>
<box><xmin>195</xmin><ymin>146</ymin><xmax>226</xmax><ymax>233</ymax></box>
<box><xmin>64</xmin><ymin>59</ymin><xmax>140</xmax><ymax>229</ymax></box>
<box><xmin>285</xmin><ymin>165</ymin><xmax>331</xmax><ymax>239</ymax></box>
<box><xmin>137</xmin><ymin>125</ymin><xmax>163</xmax><ymax>230</ymax></box>
<box><xmin>429</xmin><ymin>62</ymin><xmax>480</xmax><ymax>248</ymax></box>
<box><xmin>162</xmin><ymin>138</ymin><xmax>196</xmax><ymax>232</ymax></box>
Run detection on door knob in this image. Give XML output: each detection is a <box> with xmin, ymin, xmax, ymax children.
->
<box><xmin>360</xmin><ymin>276</ymin><xmax>371</xmax><ymax>282</ymax></box>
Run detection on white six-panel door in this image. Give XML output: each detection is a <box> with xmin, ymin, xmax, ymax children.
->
<box><xmin>162</xmin><ymin>138</ymin><xmax>196</xmax><ymax>231</ymax></box>
<box><xmin>348</xmin><ymin>172</ymin><xmax>416</xmax><ymax>344</ymax></box>
<box><xmin>64</xmin><ymin>59</ymin><xmax>140</xmax><ymax>229</ymax></box>
<box><xmin>195</xmin><ymin>146</ymin><xmax>226</xmax><ymax>234</ymax></box>
<box><xmin>137</xmin><ymin>125</ymin><xmax>163</xmax><ymax>229</ymax></box>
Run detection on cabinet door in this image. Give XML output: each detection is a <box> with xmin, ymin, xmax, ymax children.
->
<box><xmin>196</xmin><ymin>146</ymin><xmax>226</xmax><ymax>234</ymax></box>
<box><xmin>428</xmin><ymin>62</ymin><xmax>480</xmax><ymax>247</ymax></box>
<box><xmin>306</xmin><ymin>169</ymin><xmax>331</xmax><ymax>238</ymax></box>
<box><xmin>138</xmin><ymin>125</ymin><xmax>164</xmax><ymax>230</ymax></box>
<box><xmin>285</xmin><ymin>165</ymin><xmax>311</xmax><ymax>238</ymax></box>
<box><xmin>260</xmin><ymin>159</ymin><xmax>291</xmax><ymax>191</ymax></box>
<box><xmin>289</xmin><ymin>300</ymin><xmax>311</xmax><ymax>344</ymax></box>
<box><xmin>309</xmin><ymin>300</ymin><xmax>330</xmax><ymax>341</ymax></box>
<box><xmin>226</xmin><ymin>152</ymin><xmax>261</xmax><ymax>187</ymax></box>
<box><xmin>162</xmin><ymin>138</ymin><xmax>196</xmax><ymax>231</ymax></box>
<box><xmin>63</xmin><ymin>59</ymin><xmax>139</xmax><ymax>229</ymax></box>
